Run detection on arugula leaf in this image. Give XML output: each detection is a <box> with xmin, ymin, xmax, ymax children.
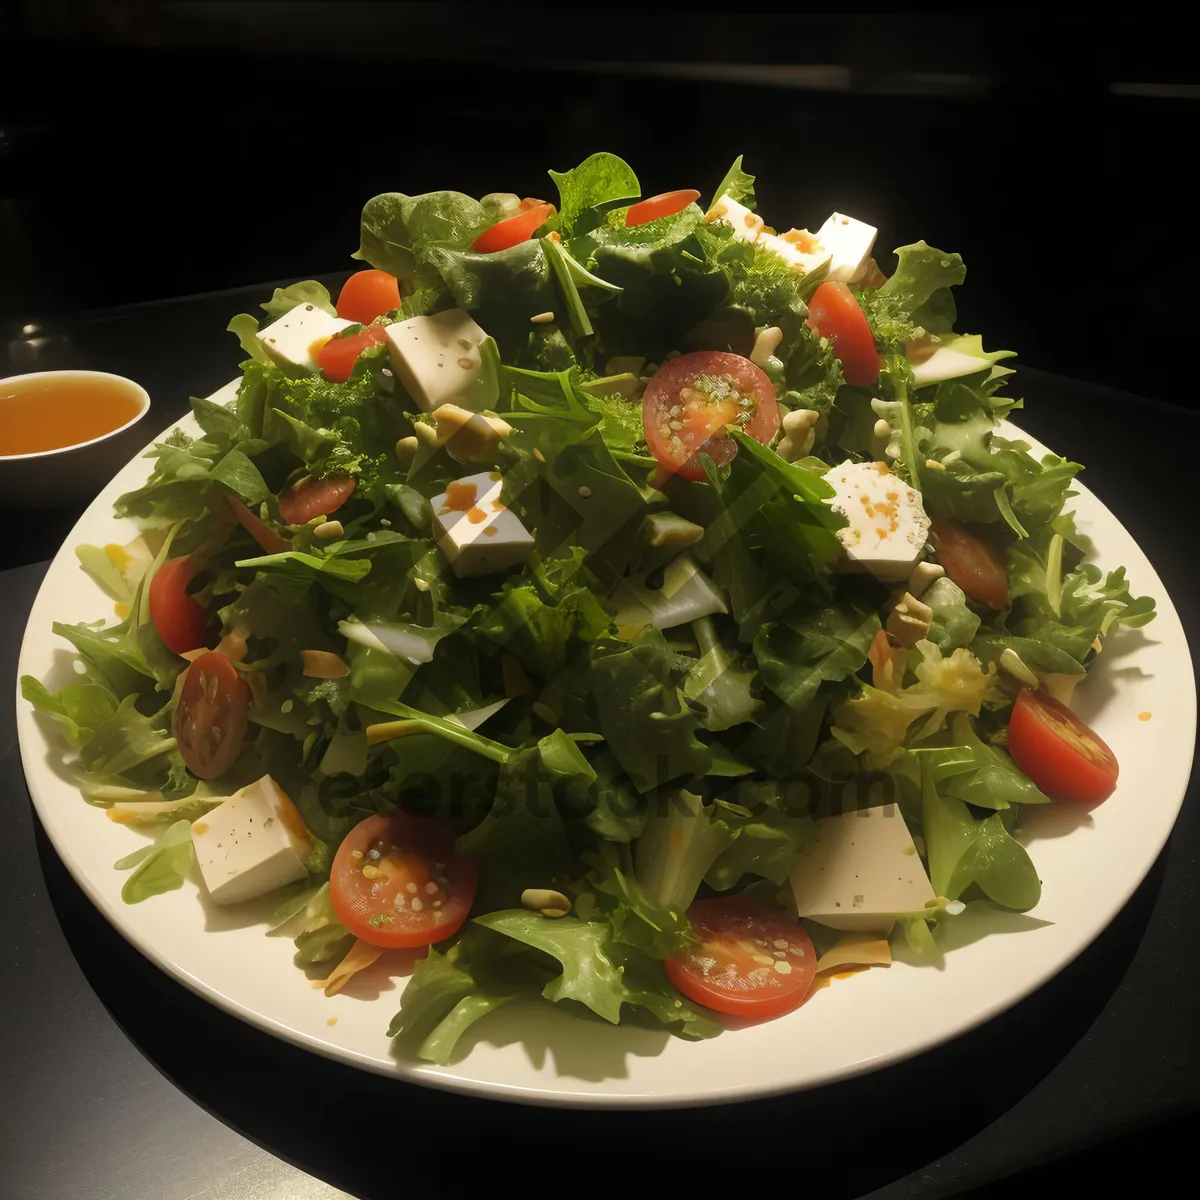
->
<box><xmin>754</xmin><ymin>595</ymin><xmax>880</xmax><ymax>713</ymax></box>
<box><xmin>705</xmin><ymin>778</ymin><xmax>813</xmax><ymax>890</ymax></box>
<box><xmin>548</xmin><ymin>152</ymin><xmax>640</xmax><ymax>235</ymax></box>
<box><xmin>587</xmin><ymin>630</ymin><xmax>711</xmax><ymax>793</ymax></box>
<box><xmin>915</xmin><ymin>714</ymin><xmax>1049</xmax><ymax>810</ymax></box>
<box><xmin>710</xmin><ymin>154</ymin><xmax>756</xmax><ymax>209</ymax></box>
<box><xmin>921</xmin><ymin>766</ymin><xmax>1041</xmax><ymax>909</ymax></box>
<box><xmin>115</xmin><ymin>819</ymin><xmax>194</xmax><ymax>904</ymax></box>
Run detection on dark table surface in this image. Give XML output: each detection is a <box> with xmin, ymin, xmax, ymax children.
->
<box><xmin>2</xmin><ymin>283</ymin><xmax>1198</xmax><ymax>1199</ymax></box>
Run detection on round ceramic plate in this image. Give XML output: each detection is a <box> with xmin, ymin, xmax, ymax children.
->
<box><xmin>16</xmin><ymin>384</ymin><xmax>1196</xmax><ymax>1107</ymax></box>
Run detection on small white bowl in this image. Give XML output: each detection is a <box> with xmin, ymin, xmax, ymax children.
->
<box><xmin>0</xmin><ymin>370</ymin><xmax>151</xmax><ymax>511</ymax></box>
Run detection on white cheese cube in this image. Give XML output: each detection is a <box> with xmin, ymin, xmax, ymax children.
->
<box><xmin>790</xmin><ymin>804</ymin><xmax>935</xmax><ymax>933</ymax></box>
<box><xmin>705</xmin><ymin>194</ymin><xmax>765</xmax><ymax>243</ymax></box>
<box><xmin>825</xmin><ymin>459</ymin><xmax>930</xmax><ymax>582</ymax></box>
<box><xmin>758</xmin><ymin>230</ymin><xmax>832</xmax><ymax>276</ymax></box>
<box><xmin>816</xmin><ymin>212</ymin><xmax>878</xmax><ymax>283</ymax></box>
<box><xmin>431</xmin><ymin>470</ymin><xmax>534</xmax><ymax>578</ymax></box>
<box><xmin>385</xmin><ymin>309</ymin><xmax>498</xmax><ymax>413</ymax></box>
<box><xmin>191</xmin><ymin>776</ymin><xmax>310</xmax><ymax>905</ymax></box>
<box><xmin>256</xmin><ymin>303</ymin><xmax>352</xmax><ymax>374</ymax></box>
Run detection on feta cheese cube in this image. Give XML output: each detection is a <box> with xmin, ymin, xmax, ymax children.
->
<box><xmin>256</xmin><ymin>303</ymin><xmax>352</xmax><ymax>374</ymax></box>
<box><xmin>825</xmin><ymin>459</ymin><xmax>930</xmax><ymax>582</ymax></box>
<box><xmin>704</xmin><ymin>193</ymin><xmax>765</xmax><ymax>243</ymax></box>
<box><xmin>759</xmin><ymin>230</ymin><xmax>832</xmax><ymax>276</ymax></box>
<box><xmin>191</xmin><ymin>776</ymin><xmax>310</xmax><ymax>905</ymax></box>
<box><xmin>385</xmin><ymin>309</ymin><xmax>499</xmax><ymax>413</ymax></box>
<box><xmin>815</xmin><ymin>212</ymin><xmax>878</xmax><ymax>283</ymax></box>
<box><xmin>430</xmin><ymin>470</ymin><xmax>534</xmax><ymax>578</ymax></box>
<box><xmin>790</xmin><ymin>804</ymin><xmax>935</xmax><ymax>933</ymax></box>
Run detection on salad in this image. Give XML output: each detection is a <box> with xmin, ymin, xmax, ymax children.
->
<box><xmin>23</xmin><ymin>153</ymin><xmax>1156</xmax><ymax>1064</ymax></box>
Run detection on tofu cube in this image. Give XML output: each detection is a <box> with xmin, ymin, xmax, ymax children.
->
<box><xmin>191</xmin><ymin>776</ymin><xmax>310</xmax><ymax>905</ymax></box>
<box><xmin>759</xmin><ymin>230</ymin><xmax>832</xmax><ymax>276</ymax></box>
<box><xmin>385</xmin><ymin>308</ymin><xmax>499</xmax><ymax>413</ymax></box>
<box><xmin>256</xmin><ymin>303</ymin><xmax>352</xmax><ymax>374</ymax></box>
<box><xmin>816</xmin><ymin>212</ymin><xmax>878</xmax><ymax>283</ymax></box>
<box><xmin>704</xmin><ymin>193</ymin><xmax>765</xmax><ymax>243</ymax></box>
<box><xmin>431</xmin><ymin>470</ymin><xmax>534</xmax><ymax>578</ymax></box>
<box><xmin>790</xmin><ymin>804</ymin><xmax>935</xmax><ymax>933</ymax></box>
<box><xmin>825</xmin><ymin>459</ymin><xmax>930</xmax><ymax>582</ymax></box>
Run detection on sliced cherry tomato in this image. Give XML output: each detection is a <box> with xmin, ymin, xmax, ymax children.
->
<box><xmin>666</xmin><ymin>897</ymin><xmax>817</xmax><ymax>1018</ymax></box>
<box><xmin>471</xmin><ymin>202</ymin><xmax>555</xmax><ymax>253</ymax></box>
<box><xmin>172</xmin><ymin>651</ymin><xmax>249</xmax><ymax>780</ymax></box>
<box><xmin>330</xmin><ymin>812</ymin><xmax>477</xmax><ymax>948</ymax></box>
<box><xmin>929</xmin><ymin>514</ymin><xmax>1009</xmax><ymax>609</ymax></box>
<box><xmin>226</xmin><ymin>495</ymin><xmax>290</xmax><ymax>554</ymax></box>
<box><xmin>1008</xmin><ymin>688</ymin><xmax>1119</xmax><ymax>806</ymax></box>
<box><xmin>625</xmin><ymin>189</ymin><xmax>701</xmax><ymax>227</ymax></box>
<box><xmin>277</xmin><ymin>474</ymin><xmax>357</xmax><ymax>526</ymax></box>
<box><xmin>642</xmin><ymin>351</ymin><xmax>780</xmax><ymax>483</ymax></box>
<box><xmin>149</xmin><ymin>555</ymin><xmax>208</xmax><ymax>655</ymax></box>
<box><xmin>318</xmin><ymin>323</ymin><xmax>389</xmax><ymax>383</ymax></box>
<box><xmin>336</xmin><ymin>269</ymin><xmax>401</xmax><ymax>324</ymax></box>
<box><xmin>807</xmin><ymin>281</ymin><xmax>881</xmax><ymax>387</ymax></box>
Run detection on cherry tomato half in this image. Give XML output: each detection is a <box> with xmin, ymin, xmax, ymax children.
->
<box><xmin>149</xmin><ymin>555</ymin><xmax>208</xmax><ymax>655</ymax></box>
<box><xmin>666</xmin><ymin>897</ymin><xmax>817</xmax><ymax>1018</ymax></box>
<box><xmin>929</xmin><ymin>514</ymin><xmax>1010</xmax><ymax>609</ymax></box>
<box><xmin>226</xmin><ymin>495</ymin><xmax>290</xmax><ymax>555</ymax></box>
<box><xmin>471</xmin><ymin>202</ymin><xmax>555</xmax><ymax>253</ymax></box>
<box><xmin>625</xmin><ymin>189</ymin><xmax>701</xmax><ymax>227</ymax></box>
<box><xmin>318</xmin><ymin>323</ymin><xmax>389</xmax><ymax>383</ymax></box>
<box><xmin>642</xmin><ymin>351</ymin><xmax>780</xmax><ymax>482</ymax></box>
<box><xmin>330</xmin><ymin>812</ymin><xmax>478</xmax><ymax>949</ymax></box>
<box><xmin>277</xmin><ymin>474</ymin><xmax>357</xmax><ymax>526</ymax></box>
<box><xmin>336</xmin><ymin>269</ymin><xmax>401</xmax><ymax>324</ymax></box>
<box><xmin>1008</xmin><ymin>688</ymin><xmax>1119</xmax><ymax>806</ymax></box>
<box><xmin>172</xmin><ymin>651</ymin><xmax>249</xmax><ymax>780</ymax></box>
<box><xmin>807</xmin><ymin>281</ymin><xmax>881</xmax><ymax>387</ymax></box>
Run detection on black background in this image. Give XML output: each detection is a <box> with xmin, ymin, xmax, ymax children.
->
<box><xmin>2</xmin><ymin>4</ymin><xmax>1199</xmax><ymax>403</ymax></box>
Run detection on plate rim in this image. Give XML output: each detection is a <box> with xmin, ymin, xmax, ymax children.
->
<box><xmin>15</xmin><ymin>396</ymin><xmax>1198</xmax><ymax>1108</ymax></box>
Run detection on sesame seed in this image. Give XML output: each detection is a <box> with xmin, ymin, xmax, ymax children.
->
<box><xmin>411</xmin><ymin>897</ymin><xmax>424</xmax><ymax>911</ymax></box>
<box><xmin>774</xmin><ymin>960</ymin><xmax>793</xmax><ymax>975</ymax></box>
<box><xmin>577</xmin><ymin>485</ymin><xmax>592</xmax><ymax>499</ymax></box>
<box><xmin>432</xmin><ymin>899</ymin><xmax>443</xmax><ymax>908</ymax></box>
<box><xmin>773</xmin><ymin>938</ymin><xmax>788</xmax><ymax>949</ymax></box>
<box><xmin>424</xmin><ymin>881</ymin><xmax>438</xmax><ymax>894</ymax></box>
<box><xmin>351</xmin><ymin>850</ymin><xmax>363</xmax><ymax>859</ymax></box>
<box><xmin>406</xmin><ymin>882</ymin><xmax>418</xmax><ymax>894</ymax></box>
<box><xmin>394</xmin><ymin>894</ymin><xmax>406</xmax><ymax>908</ymax></box>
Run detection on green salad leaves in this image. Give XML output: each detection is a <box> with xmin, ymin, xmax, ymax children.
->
<box><xmin>21</xmin><ymin>151</ymin><xmax>1154</xmax><ymax>1062</ymax></box>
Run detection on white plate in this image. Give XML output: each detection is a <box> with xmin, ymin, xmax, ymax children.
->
<box><xmin>15</xmin><ymin>391</ymin><xmax>1197</xmax><ymax>1108</ymax></box>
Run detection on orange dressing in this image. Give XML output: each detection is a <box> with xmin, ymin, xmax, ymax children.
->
<box><xmin>467</xmin><ymin>505</ymin><xmax>488</xmax><ymax>524</ymax></box>
<box><xmin>0</xmin><ymin>375</ymin><xmax>143</xmax><ymax>456</ymax></box>
<box><xmin>443</xmin><ymin>480</ymin><xmax>479</xmax><ymax>511</ymax></box>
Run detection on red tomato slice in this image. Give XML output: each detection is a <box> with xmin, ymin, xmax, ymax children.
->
<box><xmin>807</xmin><ymin>281</ymin><xmax>881</xmax><ymax>387</ymax></box>
<box><xmin>172</xmin><ymin>651</ymin><xmax>249</xmax><ymax>780</ymax></box>
<box><xmin>277</xmin><ymin>474</ymin><xmax>357</xmax><ymax>526</ymax></box>
<box><xmin>666</xmin><ymin>897</ymin><xmax>817</xmax><ymax>1018</ymax></box>
<box><xmin>642</xmin><ymin>351</ymin><xmax>780</xmax><ymax>483</ymax></box>
<box><xmin>625</xmin><ymin>189</ymin><xmax>701</xmax><ymax>227</ymax></box>
<box><xmin>929</xmin><ymin>514</ymin><xmax>1009</xmax><ymax>609</ymax></box>
<box><xmin>471</xmin><ymin>202</ymin><xmax>555</xmax><ymax>253</ymax></box>
<box><xmin>149</xmin><ymin>555</ymin><xmax>208</xmax><ymax>655</ymax></box>
<box><xmin>226</xmin><ymin>495</ymin><xmax>290</xmax><ymax>555</ymax></box>
<box><xmin>318</xmin><ymin>323</ymin><xmax>389</xmax><ymax>383</ymax></box>
<box><xmin>1008</xmin><ymin>688</ymin><xmax>1119</xmax><ymax>806</ymax></box>
<box><xmin>330</xmin><ymin>812</ymin><xmax>477</xmax><ymax>949</ymax></box>
<box><xmin>336</xmin><ymin>270</ymin><xmax>401</xmax><ymax>324</ymax></box>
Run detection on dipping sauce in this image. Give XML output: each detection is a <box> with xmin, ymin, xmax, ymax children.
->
<box><xmin>0</xmin><ymin>374</ymin><xmax>145</xmax><ymax>456</ymax></box>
